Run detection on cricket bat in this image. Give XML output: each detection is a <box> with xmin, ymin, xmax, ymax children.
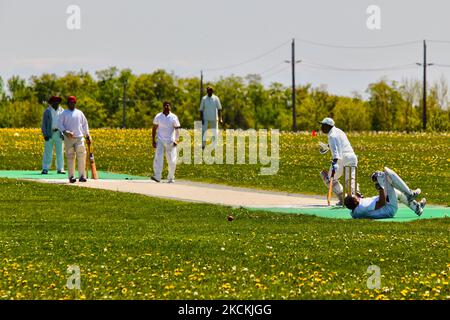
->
<box><xmin>327</xmin><ymin>170</ymin><xmax>335</xmax><ymax>206</ymax></box>
<box><xmin>87</xmin><ymin>141</ymin><xmax>98</xmax><ymax>180</ymax></box>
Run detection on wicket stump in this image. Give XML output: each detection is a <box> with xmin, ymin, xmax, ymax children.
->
<box><xmin>343</xmin><ymin>166</ymin><xmax>357</xmax><ymax>206</ymax></box>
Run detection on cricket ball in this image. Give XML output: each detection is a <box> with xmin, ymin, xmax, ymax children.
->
<box><xmin>227</xmin><ymin>215</ymin><xmax>234</xmax><ymax>222</ymax></box>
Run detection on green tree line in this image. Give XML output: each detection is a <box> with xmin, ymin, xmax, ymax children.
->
<box><xmin>0</xmin><ymin>67</ymin><xmax>449</xmax><ymax>131</ymax></box>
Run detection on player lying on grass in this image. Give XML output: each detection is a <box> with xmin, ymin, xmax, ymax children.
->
<box><xmin>344</xmin><ymin>167</ymin><xmax>426</xmax><ymax>219</ymax></box>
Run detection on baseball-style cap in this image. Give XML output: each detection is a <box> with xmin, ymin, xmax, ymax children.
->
<box><xmin>318</xmin><ymin>117</ymin><xmax>335</xmax><ymax>126</ymax></box>
<box><xmin>67</xmin><ymin>96</ymin><xmax>77</xmax><ymax>103</ymax></box>
<box><xmin>48</xmin><ymin>96</ymin><xmax>62</xmax><ymax>103</ymax></box>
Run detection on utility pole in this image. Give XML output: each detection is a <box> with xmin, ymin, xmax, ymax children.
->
<box><xmin>122</xmin><ymin>80</ymin><xmax>127</xmax><ymax>129</ymax></box>
<box><xmin>285</xmin><ymin>39</ymin><xmax>301</xmax><ymax>131</ymax></box>
<box><xmin>417</xmin><ymin>40</ymin><xmax>433</xmax><ymax>131</ymax></box>
<box><xmin>291</xmin><ymin>39</ymin><xmax>297</xmax><ymax>131</ymax></box>
<box><xmin>423</xmin><ymin>40</ymin><xmax>427</xmax><ymax>131</ymax></box>
<box><xmin>200</xmin><ymin>70</ymin><xmax>204</xmax><ymax>103</ymax></box>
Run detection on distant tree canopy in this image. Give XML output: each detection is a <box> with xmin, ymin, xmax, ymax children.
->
<box><xmin>0</xmin><ymin>68</ymin><xmax>449</xmax><ymax>131</ymax></box>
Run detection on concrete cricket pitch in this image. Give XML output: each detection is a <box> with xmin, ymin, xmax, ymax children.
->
<box><xmin>1</xmin><ymin>170</ymin><xmax>448</xmax><ymax>221</ymax></box>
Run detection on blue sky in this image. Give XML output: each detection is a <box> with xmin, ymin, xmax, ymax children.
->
<box><xmin>1</xmin><ymin>0</ymin><xmax>450</xmax><ymax>96</ymax></box>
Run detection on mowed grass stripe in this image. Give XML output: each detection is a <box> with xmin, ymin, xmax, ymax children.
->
<box><xmin>0</xmin><ymin>179</ymin><xmax>448</xmax><ymax>300</ymax></box>
<box><xmin>1</xmin><ymin>129</ymin><xmax>448</xmax><ymax>205</ymax></box>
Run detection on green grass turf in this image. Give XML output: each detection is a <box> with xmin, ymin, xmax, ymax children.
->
<box><xmin>2</xmin><ymin>169</ymin><xmax>448</xmax><ymax>222</ymax></box>
<box><xmin>0</xmin><ymin>170</ymin><xmax>147</xmax><ymax>180</ymax></box>
<box><xmin>3</xmin><ymin>170</ymin><xmax>448</xmax><ymax>222</ymax></box>
<box><xmin>1</xmin><ymin>130</ymin><xmax>449</xmax><ymax>206</ymax></box>
<box><xmin>248</xmin><ymin>205</ymin><xmax>450</xmax><ymax>222</ymax></box>
<box><xmin>0</xmin><ymin>178</ymin><xmax>448</xmax><ymax>300</ymax></box>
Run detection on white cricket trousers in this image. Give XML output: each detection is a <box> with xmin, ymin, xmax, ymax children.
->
<box><xmin>42</xmin><ymin>131</ymin><xmax>64</xmax><ymax>171</ymax></box>
<box><xmin>202</xmin><ymin>120</ymin><xmax>218</xmax><ymax>148</ymax></box>
<box><xmin>64</xmin><ymin>137</ymin><xmax>86</xmax><ymax>179</ymax></box>
<box><xmin>153</xmin><ymin>141</ymin><xmax>177</xmax><ymax>181</ymax></box>
<box><xmin>328</xmin><ymin>152</ymin><xmax>359</xmax><ymax>197</ymax></box>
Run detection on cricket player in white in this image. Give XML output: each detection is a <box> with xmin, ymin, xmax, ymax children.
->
<box><xmin>58</xmin><ymin>96</ymin><xmax>91</xmax><ymax>183</ymax></box>
<box><xmin>41</xmin><ymin>96</ymin><xmax>65</xmax><ymax>174</ymax></box>
<box><xmin>344</xmin><ymin>167</ymin><xmax>426</xmax><ymax>219</ymax></box>
<box><xmin>151</xmin><ymin>101</ymin><xmax>181</xmax><ymax>183</ymax></box>
<box><xmin>200</xmin><ymin>86</ymin><xmax>222</xmax><ymax>149</ymax></box>
<box><xmin>319</xmin><ymin>117</ymin><xmax>359</xmax><ymax>205</ymax></box>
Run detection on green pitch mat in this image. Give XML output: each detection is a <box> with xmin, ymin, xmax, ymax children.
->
<box><xmin>247</xmin><ymin>205</ymin><xmax>450</xmax><ymax>222</ymax></box>
<box><xmin>0</xmin><ymin>170</ymin><xmax>147</xmax><ymax>180</ymax></box>
<box><xmin>1</xmin><ymin>170</ymin><xmax>448</xmax><ymax>222</ymax></box>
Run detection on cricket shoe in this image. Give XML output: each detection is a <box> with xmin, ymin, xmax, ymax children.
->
<box><xmin>79</xmin><ymin>176</ymin><xmax>87</xmax><ymax>183</ymax></box>
<box><xmin>57</xmin><ymin>170</ymin><xmax>66</xmax><ymax>174</ymax></box>
<box><xmin>151</xmin><ymin>176</ymin><xmax>161</xmax><ymax>183</ymax></box>
<box><xmin>69</xmin><ymin>176</ymin><xmax>77</xmax><ymax>183</ymax></box>
<box><xmin>167</xmin><ymin>179</ymin><xmax>175</xmax><ymax>184</ymax></box>
<box><xmin>371</xmin><ymin>171</ymin><xmax>386</xmax><ymax>187</ymax></box>
<box><xmin>415</xmin><ymin>198</ymin><xmax>426</xmax><ymax>216</ymax></box>
<box><xmin>407</xmin><ymin>188</ymin><xmax>421</xmax><ymax>203</ymax></box>
<box><xmin>371</xmin><ymin>171</ymin><xmax>384</xmax><ymax>182</ymax></box>
<box><xmin>41</xmin><ymin>169</ymin><xmax>48</xmax><ymax>174</ymax></box>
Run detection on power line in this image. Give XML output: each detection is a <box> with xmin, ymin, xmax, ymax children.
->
<box><xmin>264</xmin><ymin>65</ymin><xmax>290</xmax><ymax>79</ymax></box>
<box><xmin>301</xmin><ymin>60</ymin><xmax>418</xmax><ymax>72</ymax></box>
<box><xmin>204</xmin><ymin>40</ymin><xmax>290</xmax><ymax>72</ymax></box>
<box><xmin>295</xmin><ymin>38</ymin><xmax>421</xmax><ymax>49</ymax></box>
<box><xmin>259</xmin><ymin>62</ymin><xmax>286</xmax><ymax>75</ymax></box>
<box><xmin>427</xmin><ymin>40</ymin><xmax>450</xmax><ymax>44</ymax></box>
<box><xmin>302</xmin><ymin>63</ymin><xmax>417</xmax><ymax>72</ymax></box>
<box><xmin>188</xmin><ymin>37</ymin><xmax>450</xmax><ymax>83</ymax></box>
<box><xmin>434</xmin><ymin>63</ymin><xmax>450</xmax><ymax>68</ymax></box>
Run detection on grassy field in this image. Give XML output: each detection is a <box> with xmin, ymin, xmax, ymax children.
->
<box><xmin>0</xmin><ymin>129</ymin><xmax>449</xmax><ymax>205</ymax></box>
<box><xmin>0</xmin><ymin>129</ymin><xmax>449</xmax><ymax>300</ymax></box>
<box><xmin>0</xmin><ymin>179</ymin><xmax>448</xmax><ymax>300</ymax></box>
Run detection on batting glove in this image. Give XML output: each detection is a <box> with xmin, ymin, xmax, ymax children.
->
<box><xmin>331</xmin><ymin>161</ymin><xmax>339</xmax><ymax>172</ymax></box>
<box><xmin>319</xmin><ymin>142</ymin><xmax>329</xmax><ymax>154</ymax></box>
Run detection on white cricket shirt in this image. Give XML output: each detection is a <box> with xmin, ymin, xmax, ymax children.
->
<box><xmin>49</xmin><ymin>106</ymin><xmax>64</xmax><ymax>130</ymax></box>
<box><xmin>353</xmin><ymin>196</ymin><xmax>379</xmax><ymax>216</ymax></box>
<box><xmin>58</xmin><ymin>109</ymin><xmax>90</xmax><ymax>138</ymax></box>
<box><xmin>200</xmin><ymin>95</ymin><xmax>222</xmax><ymax>121</ymax></box>
<box><xmin>153</xmin><ymin>112</ymin><xmax>180</xmax><ymax>143</ymax></box>
<box><xmin>328</xmin><ymin>126</ymin><xmax>355</xmax><ymax>160</ymax></box>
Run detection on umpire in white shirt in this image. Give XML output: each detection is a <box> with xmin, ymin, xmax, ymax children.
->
<box><xmin>151</xmin><ymin>101</ymin><xmax>181</xmax><ymax>183</ymax></box>
<box><xmin>319</xmin><ymin>117</ymin><xmax>359</xmax><ymax>205</ymax></box>
<box><xmin>41</xmin><ymin>95</ymin><xmax>65</xmax><ymax>174</ymax></box>
<box><xmin>200</xmin><ymin>86</ymin><xmax>222</xmax><ymax>149</ymax></box>
<box><xmin>58</xmin><ymin>96</ymin><xmax>91</xmax><ymax>183</ymax></box>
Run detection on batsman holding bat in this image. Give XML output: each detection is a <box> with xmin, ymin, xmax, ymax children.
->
<box><xmin>318</xmin><ymin>118</ymin><xmax>360</xmax><ymax>205</ymax></box>
<box><xmin>58</xmin><ymin>96</ymin><xmax>91</xmax><ymax>183</ymax></box>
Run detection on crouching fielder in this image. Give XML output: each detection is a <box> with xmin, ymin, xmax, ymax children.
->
<box><xmin>151</xmin><ymin>102</ymin><xmax>181</xmax><ymax>183</ymax></box>
<box><xmin>344</xmin><ymin>167</ymin><xmax>426</xmax><ymax>219</ymax></box>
